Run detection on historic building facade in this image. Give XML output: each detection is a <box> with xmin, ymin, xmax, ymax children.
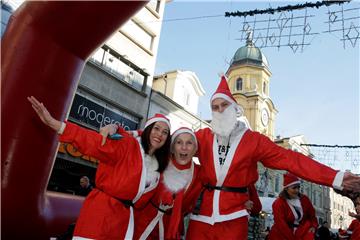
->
<box><xmin>225</xmin><ymin>36</ymin><xmax>330</xmax><ymax>225</ymax></box>
<box><xmin>150</xmin><ymin>70</ymin><xmax>209</xmax><ymax>132</ymax></box>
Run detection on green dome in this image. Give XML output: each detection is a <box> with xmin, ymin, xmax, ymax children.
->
<box><xmin>230</xmin><ymin>40</ymin><xmax>269</xmax><ymax>68</ymax></box>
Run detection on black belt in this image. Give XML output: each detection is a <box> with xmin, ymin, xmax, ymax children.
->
<box><xmin>203</xmin><ymin>183</ymin><xmax>248</xmax><ymax>193</ymax></box>
<box><xmin>192</xmin><ymin>184</ymin><xmax>248</xmax><ymax>215</ymax></box>
<box><xmin>150</xmin><ymin>201</ymin><xmax>172</xmax><ymax>215</ymax></box>
<box><xmin>96</xmin><ymin>188</ymin><xmax>134</xmax><ymax>208</ymax></box>
<box><xmin>288</xmin><ymin>223</ymin><xmax>300</xmax><ymax>228</ymax></box>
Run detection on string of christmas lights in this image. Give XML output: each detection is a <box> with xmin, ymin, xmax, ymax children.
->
<box><xmin>301</xmin><ymin>143</ymin><xmax>360</xmax><ymax>149</ymax></box>
<box><xmin>225</xmin><ymin>1</ymin><xmax>350</xmax><ymax>18</ymax></box>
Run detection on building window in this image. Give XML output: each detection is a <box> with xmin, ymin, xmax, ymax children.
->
<box><xmin>183</xmin><ymin>89</ymin><xmax>190</xmax><ymax>106</ymax></box>
<box><xmin>263</xmin><ymin>82</ymin><xmax>267</xmax><ymax>94</ymax></box>
<box><xmin>318</xmin><ymin>193</ymin><xmax>322</xmax><ymax>207</ymax></box>
<box><xmin>90</xmin><ymin>46</ymin><xmax>148</xmax><ymax>92</ymax></box>
<box><xmin>185</xmin><ymin>93</ymin><xmax>190</xmax><ymax>106</ymax></box>
<box><xmin>236</xmin><ymin>78</ymin><xmax>243</xmax><ymax>91</ymax></box>
<box><xmin>275</xmin><ymin>175</ymin><xmax>280</xmax><ymax>192</ymax></box>
<box><xmin>147</xmin><ymin>0</ymin><xmax>161</xmax><ymax>13</ymax></box>
<box><xmin>121</xmin><ymin>19</ymin><xmax>155</xmax><ymax>51</ymax></box>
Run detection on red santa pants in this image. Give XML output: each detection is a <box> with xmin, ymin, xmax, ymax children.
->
<box><xmin>186</xmin><ymin>216</ymin><xmax>248</xmax><ymax>240</ymax></box>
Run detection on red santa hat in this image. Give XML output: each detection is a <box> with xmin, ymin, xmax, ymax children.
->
<box><xmin>283</xmin><ymin>172</ymin><xmax>301</xmax><ymax>188</ymax></box>
<box><xmin>171</xmin><ymin>127</ymin><xmax>197</xmax><ymax>149</ymax></box>
<box><xmin>210</xmin><ymin>75</ymin><xmax>237</xmax><ymax>105</ymax></box>
<box><xmin>144</xmin><ymin>113</ymin><xmax>171</xmax><ymax>130</ymax></box>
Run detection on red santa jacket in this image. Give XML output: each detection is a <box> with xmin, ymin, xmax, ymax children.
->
<box><xmin>134</xmin><ymin>161</ymin><xmax>200</xmax><ymax>240</ymax></box>
<box><xmin>268</xmin><ymin>194</ymin><xmax>318</xmax><ymax>240</ymax></box>
<box><xmin>348</xmin><ymin>219</ymin><xmax>360</xmax><ymax>240</ymax></box>
<box><xmin>190</xmin><ymin>127</ymin><xmax>337</xmax><ymax>224</ymax></box>
<box><xmin>59</xmin><ymin>122</ymin><xmax>160</xmax><ymax>240</ymax></box>
<box><xmin>248</xmin><ymin>184</ymin><xmax>262</xmax><ymax>216</ymax></box>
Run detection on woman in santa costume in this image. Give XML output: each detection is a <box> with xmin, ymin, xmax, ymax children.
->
<box><xmin>132</xmin><ymin>127</ymin><xmax>201</xmax><ymax>240</ymax></box>
<box><xmin>185</xmin><ymin>75</ymin><xmax>360</xmax><ymax>240</ymax></box>
<box><xmin>27</xmin><ymin>96</ymin><xmax>171</xmax><ymax>240</ymax></box>
<box><xmin>347</xmin><ymin>196</ymin><xmax>360</xmax><ymax>240</ymax></box>
<box><xmin>268</xmin><ymin>172</ymin><xmax>318</xmax><ymax>240</ymax></box>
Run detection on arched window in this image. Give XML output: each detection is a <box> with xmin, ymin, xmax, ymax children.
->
<box><xmin>236</xmin><ymin>77</ymin><xmax>243</xmax><ymax>91</ymax></box>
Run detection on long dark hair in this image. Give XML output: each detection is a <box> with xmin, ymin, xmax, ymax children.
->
<box><xmin>141</xmin><ymin>122</ymin><xmax>171</xmax><ymax>173</ymax></box>
<box><xmin>279</xmin><ymin>188</ymin><xmax>302</xmax><ymax>200</ymax></box>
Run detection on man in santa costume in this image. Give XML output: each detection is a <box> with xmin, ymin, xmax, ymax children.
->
<box><xmin>185</xmin><ymin>75</ymin><xmax>360</xmax><ymax>240</ymax></box>
<box><xmin>268</xmin><ymin>172</ymin><xmax>318</xmax><ymax>240</ymax></box>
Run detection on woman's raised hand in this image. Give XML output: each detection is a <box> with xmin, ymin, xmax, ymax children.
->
<box><xmin>99</xmin><ymin>124</ymin><xmax>118</xmax><ymax>145</ymax></box>
<box><xmin>27</xmin><ymin>96</ymin><xmax>62</xmax><ymax>132</ymax></box>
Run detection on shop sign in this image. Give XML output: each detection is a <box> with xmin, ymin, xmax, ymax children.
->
<box><xmin>58</xmin><ymin>142</ymin><xmax>99</xmax><ymax>164</ymax></box>
<box><xmin>69</xmin><ymin>94</ymin><xmax>139</xmax><ymax>130</ymax></box>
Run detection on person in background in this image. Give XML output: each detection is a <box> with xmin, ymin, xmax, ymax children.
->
<box><xmin>317</xmin><ymin>221</ymin><xmax>331</xmax><ymax>240</ymax></box>
<box><xmin>339</xmin><ymin>228</ymin><xmax>349</xmax><ymax>239</ymax></box>
<box><xmin>77</xmin><ymin>176</ymin><xmax>93</xmax><ymax>197</ymax></box>
<box><xmin>28</xmin><ymin>96</ymin><xmax>171</xmax><ymax>240</ymax></box>
<box><xmin>185</xmin><ymin>75</ymin><xmax>360</xmax><ymax>240</ymax></box>
<box><xmin>349</xmin><ymin>195</ymin><xmax>360</xmax><ymax>220</ymax></box>
<box><xmin>268</xmin><ymin>172</ymin><xmax>318</xmax><ymax>240</ymax></box>
<box><xmin>347</xmin><ymin>195</ymin><xmax>360</xmax><ymax>240</ymax></box>
<box><xmin>264</xmin><ymin>226</ymin><xmax>271</xmax><ymax>240</ymax></box>
<box><xmin>246</xmin><ymin>184</ymin><xmax>263</xmax><ymax>240</ymax></box>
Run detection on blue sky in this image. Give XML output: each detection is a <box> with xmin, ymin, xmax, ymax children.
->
<box><xmin>155</xmin><ymin>1</ymin><xmax>359</xmax><ymax>172</ymax></box>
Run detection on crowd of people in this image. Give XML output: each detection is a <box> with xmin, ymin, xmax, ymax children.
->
<box><xmin>28</xmin><ymin>75</ymin><xmax>360</xmax><ymax>239</ymax></box>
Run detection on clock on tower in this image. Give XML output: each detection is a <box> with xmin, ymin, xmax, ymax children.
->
<box><xmin>261</xmin><ymin>108</ymin><xmax>269</xmax><ymax>127</ymax></box>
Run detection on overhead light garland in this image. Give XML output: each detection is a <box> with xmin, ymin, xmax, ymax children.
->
<box><xmin>301</xmin><ymin>143</ymin><xmax>360</xmax><ymax>149</ymax></box>
<box><xmin>225</xmin><ymin>1</ymin><xmax>350</xmax><ymax>18</ymax></box>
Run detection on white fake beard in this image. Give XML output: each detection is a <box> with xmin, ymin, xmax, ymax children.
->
<box><xmin>211</xmin><ymin>104</ymin><xmax>238</xmax><ymax>137</ymax></box>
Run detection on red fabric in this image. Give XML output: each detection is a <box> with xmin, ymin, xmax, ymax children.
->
<box><xmin>59</xmin><ymin>122</ymin><xmax>158</xmax><ymax>239</ymax></box>
<box><xmin>283</xmin><ymin>172</ymin><xmax>300</xmax><ymax>188</ymax></box>
<box><xmin>166</xmin><ymin>190</ymin><xmax>184</xmax><ymax>239</ymax></box>
<box><xmin>194</xmin><ymin>128</ymin><xmax>338</xmax><ymax>220</ymax></box>
<box><xmin>211</xmin><ymin>75</ymin><xmax>237</xmax><ymax>103</ymax></box>
<box><xmin>186</xmin><ymin>217</ymin><xmax>248</xmax><ymax>240</ymax></box>
<box><xmin>134</xmin><ymin>165</ymin><xmax>201</xmax><ymax>240</ymax></box>
<box><xmin>171</xmin><ymin>157</ymin><xmax>192</xmax><ymax>170</ymax></box>
<box><xmin>248</xmin><ymin>184</ymin><xmax>262</xmax><ymax>215</ymax></box>
<box><xmin>268</xmin><ymin>194</ymin><xmax>318</xmax><ymax>240</ymax></box>
<box><xmin>349</xmin><ymin>219</ymin><xmax>360</xmax><ymax>240</ymax></box>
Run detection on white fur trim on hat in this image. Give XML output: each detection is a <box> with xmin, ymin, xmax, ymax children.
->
<box><xmin>171</xmin><ymin>127</ymin><xmax>197</xmax><ymax>146</ymax></box>
<box><xmin>144</xmin><ymin>115</ymin><xmax>171</xmax><ymax>130</ymax></box>
<box><xmin>283</xmin><ymin>180</ymin><xmax>301</xmax><ymax>189</ymax></box>
<box><xmin>211</xmin><ymin>93</ymin><xmax>237</xmax><ymax>105</ymax></box>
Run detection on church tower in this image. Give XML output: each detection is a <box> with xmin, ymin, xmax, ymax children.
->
<box><xmin>226</xmin><ymin>34</ymin><xmax>277</xmax><ymax>140</ymax></box>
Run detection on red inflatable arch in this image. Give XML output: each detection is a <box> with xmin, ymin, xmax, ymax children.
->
<box><xmin>1</xmin><ymin>1</ymin><xmax>146</xmax><ymax>239</ymax></box>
